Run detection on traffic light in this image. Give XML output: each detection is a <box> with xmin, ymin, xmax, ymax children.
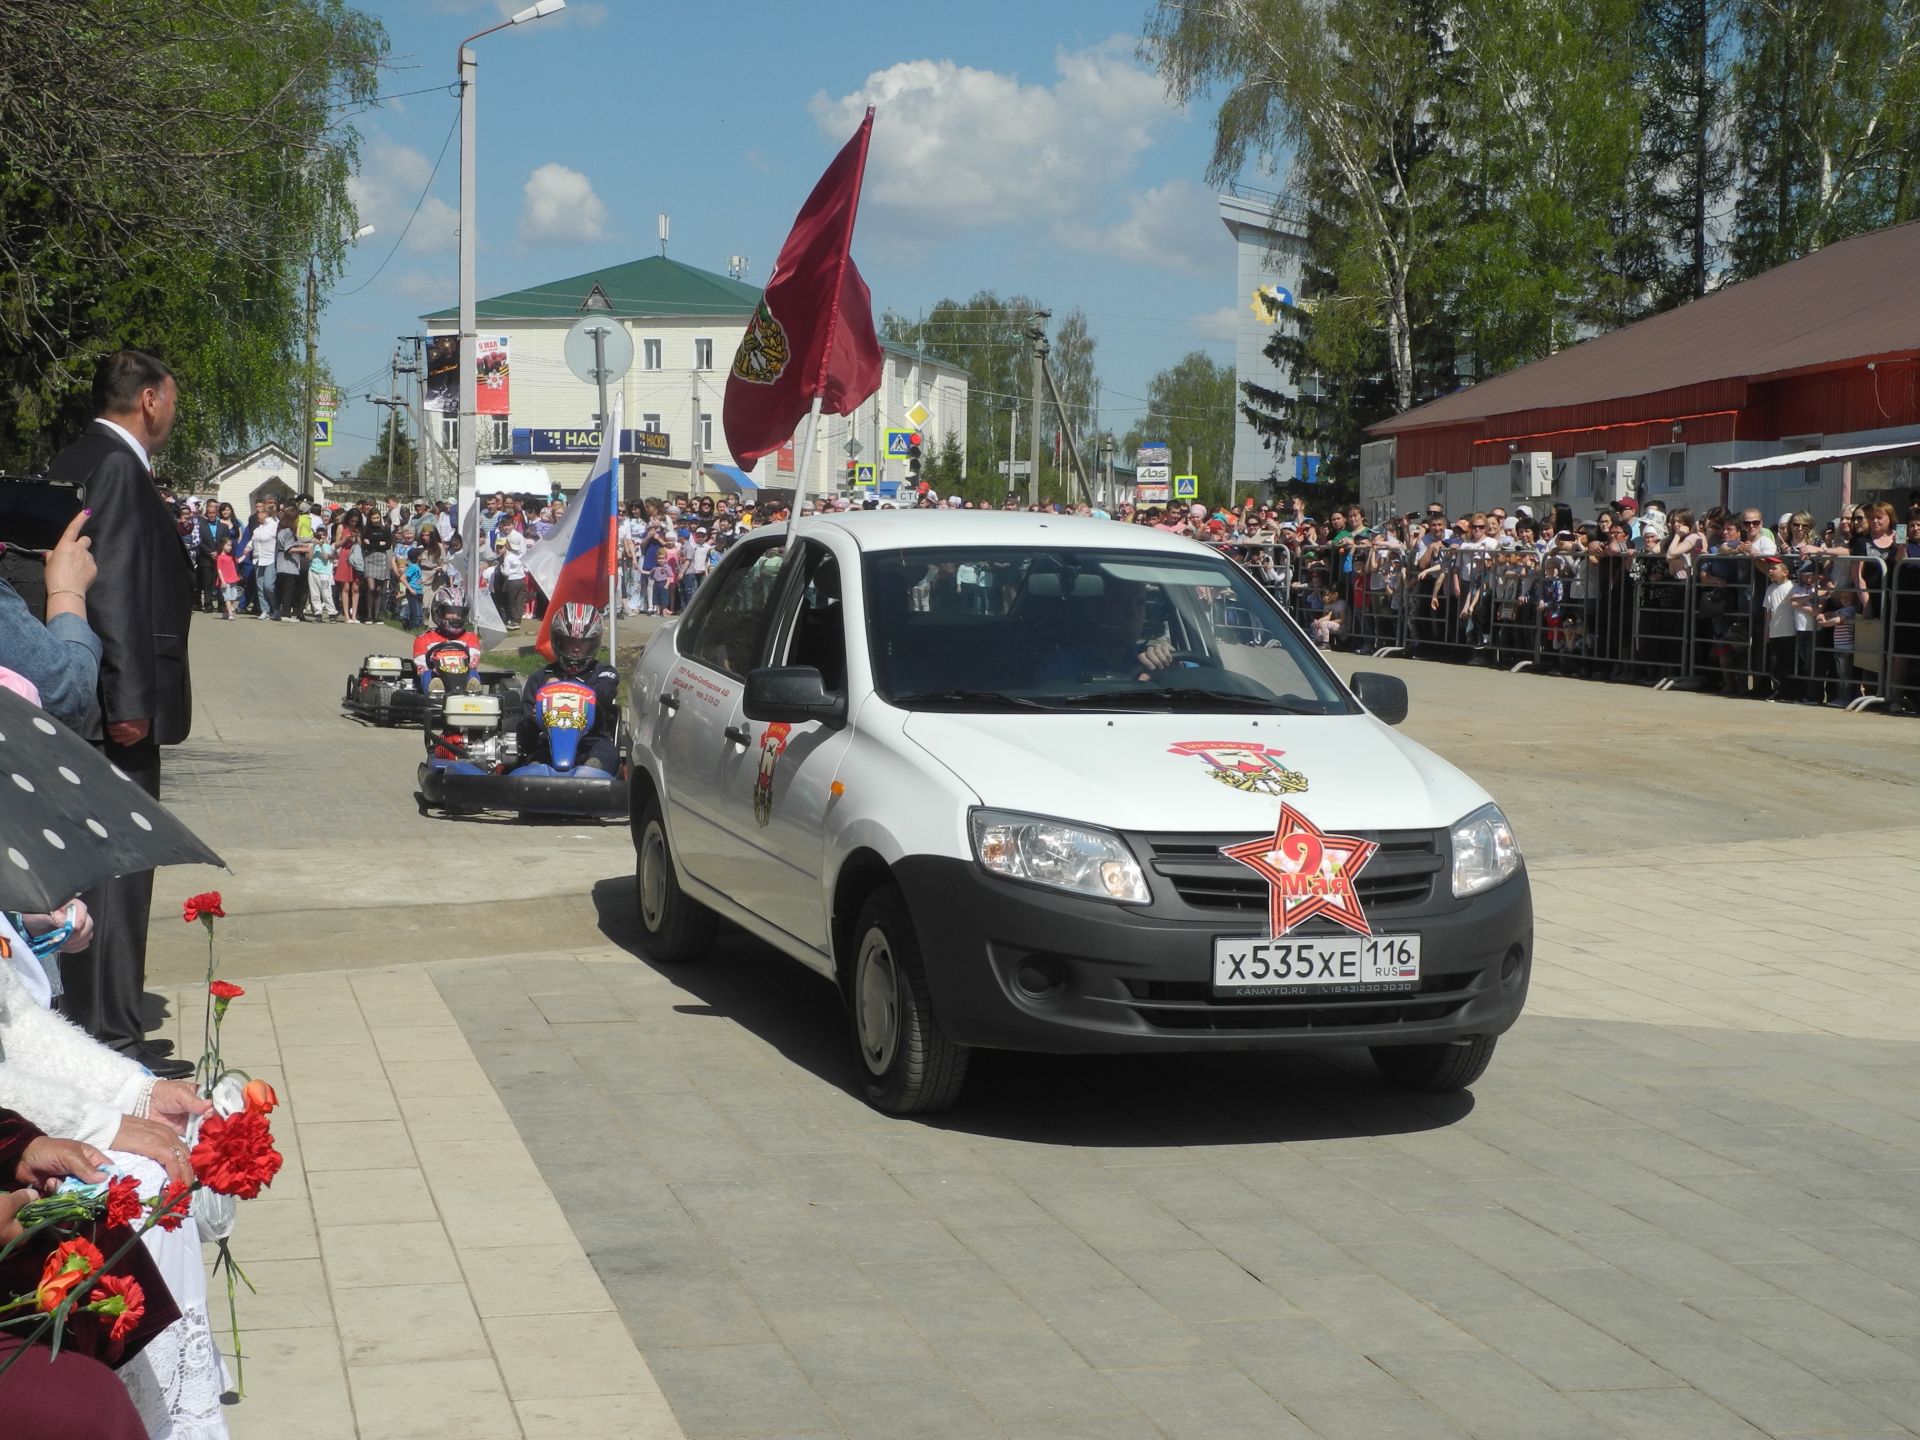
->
<box><xmin>906</xmin><ymin>432</ymin><xmax>923</xmax><ymax>482</ymax></box>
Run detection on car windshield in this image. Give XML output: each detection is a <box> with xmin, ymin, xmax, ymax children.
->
<box><xmin>862</xmin><ymin>545</ymin><xmax>1353</xmax><ymax>714</ymax></box>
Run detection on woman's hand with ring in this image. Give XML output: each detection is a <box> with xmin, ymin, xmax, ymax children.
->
<box><xmin>112</xmin><ymin>1115</ymin><xmax>194</xmax><ymax>1186</ymax></box>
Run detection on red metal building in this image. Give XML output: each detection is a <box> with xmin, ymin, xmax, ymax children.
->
<box><xmin>1362</xmin><ymin>221</ymin><xmax>1920</xmax><ymax>522</ymax></box>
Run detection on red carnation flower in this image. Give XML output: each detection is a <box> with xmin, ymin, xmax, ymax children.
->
<box><xmin>242</xmin><ymin>1079</ymin><xmax>278</xmax><ymax>1115</ymax></box>
<box><xmin>182</xmin><ymin>892</ymin><xmax>225</xmax><ymax>924</ymax></box>
<box><xmin>189</xmin><ymin>1108</ymin><xmax>283</xmax><ymax>1200</ymax></box>
<box><xmin>102</xmin><ymin>1175</ymin><xmax>143</xmax><ymax>1229</ymax></box>
<box><xmin>153</xmin><ymin>1180</ymin><xmax>193</xmax><ymax>1232</ymax></box>
<box><xmin>87</xmin><ymin>1273</ymin><xmax>145</xmax><ymax>1343</ymax></box>
<box><xmin>36</xmin><ymin>1237</ymin><xmax>104</xmax><ymax>1313</ymax></box>
<box><xmin>209</xmin><ymin>980</ymin><xmax>245</xmax><ymax>1001</ymax></box>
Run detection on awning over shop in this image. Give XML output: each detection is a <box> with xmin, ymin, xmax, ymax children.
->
<box><xmin>702</xmin><ymin>463</ymin><xmax>759</xmax><ymax>494</ymax></box>
<box><xmin>1712</xmin><ymin>440</ymin><xmax>1920</xmax><ymax>472</ymax></box>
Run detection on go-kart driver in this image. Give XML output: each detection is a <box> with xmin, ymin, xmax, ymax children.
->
<box><xmin>415</xmin><ymin>588</ymin><xmax>483</xmax><ymax>694</ymax></box>
<box><xmin>516</xmin><ymin>603</ymin><xmax>621</xmax><ymax>774</ymax></box>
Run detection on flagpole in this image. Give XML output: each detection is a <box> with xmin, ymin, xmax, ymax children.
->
<box><xmin>606</xmin><ymin>513</ymin><xmax>619</xmax><ymax>669</ymax></box>
<box><xmin>793</xmin><ymin>394</ymin><xmax>825</xmax><ymax>513</ymax></box>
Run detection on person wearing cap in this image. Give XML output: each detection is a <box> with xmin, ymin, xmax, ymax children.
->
<box><xmin>683</xmin><ymin>526</ymin><xmax>714</xmax><ymax>606</ymax></box>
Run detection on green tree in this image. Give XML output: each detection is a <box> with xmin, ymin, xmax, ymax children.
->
<box><xmin>364</xmin><ymin>407</ymin><xmax>419</xmax><ymax>491</ymax></box>
<box><xmin>1637</xmin><ymin>0</ymin><xmax>1736</xmax><ymax>305</ymax></box>
<box><xmin>1147</xmin><ymin>0</ymin><xmax>1460</xmax><ymax>416</ymax></box>
<box><xmin>882</xmin><ymin>293</ymin><xmax>1101</xmax><ymax>503</ymax></box>
<box><xmin>0</xmin><ymin>0</ymin><xmax>386</xmax><ymax>477</ymax></box>
<box><xmin>1729</xmin><ymin>0</ymin><xmax>1920</xmax><ymax>278</ymax></box>
<box><xmin>1122</xmin><ymin>352</ymin><xmax>1238</xmax><ymax>508</ymax></box>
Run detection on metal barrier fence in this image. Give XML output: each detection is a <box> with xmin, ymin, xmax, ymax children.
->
<box><xmin>1210</xmin><ymin>539</ymin><xmax>1920</xmax><ymax>716</ymax></box>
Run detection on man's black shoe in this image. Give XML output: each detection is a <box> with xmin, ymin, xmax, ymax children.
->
<box><xmin>137</xmin><ymin>1051</ymin><xmax>195</xmax><ymax>1079</ymax></box>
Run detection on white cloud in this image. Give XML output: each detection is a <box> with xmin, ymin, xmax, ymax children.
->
<box><xmin>809</xmin><ymin>40</ymin><xmax>1179</xmax><ymax>257</ymax></box>
<box><xmin>516</xmin><ymin>163</ymin><xmax>608</xmax><ymax>249</ymax></box>
<box><xmin>347</xmin><ymin>139</ymin><xmax>458</xmax><ymax>255</ymax></box>
<box><xmin>1189</xmin><ymin>304</ymin><xmax>1243</xmax><ymax>346</ymax></box>
<box><xmin>1053</xmin><ymin>178</ymin><xmax>1229</xmax><ymax>276</ymax></box>
<box><xmin>383</xmin><ymin>270</ymin><xmax>454</xmax><ymax>306</ymax></box>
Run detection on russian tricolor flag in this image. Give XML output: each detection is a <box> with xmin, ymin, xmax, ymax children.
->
<box><xmin>526</xmin><ymin>395</ymin><xmax>620</xmax><ymax>661</ymax></box>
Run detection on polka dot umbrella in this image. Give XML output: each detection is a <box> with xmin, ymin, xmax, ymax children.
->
<box><xmin>0</xmin><ymin>686</ymin><xmax>223</xmax><ymax>912</ymax></box>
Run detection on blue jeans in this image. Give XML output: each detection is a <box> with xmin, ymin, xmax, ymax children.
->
<box><xmin>401</xmin><ymin>591</ymin><xmax>423</xmax><ymax>630</ymax></box>
<box><xmin>255</xmin><ymin>575</ymin><xmax>276</xmax><ymax>618</ymax></box>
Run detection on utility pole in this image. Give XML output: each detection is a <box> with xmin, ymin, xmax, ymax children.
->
<box><xmin>1039</xmin><ymin>351</ymin><xmax>1094</xmax><ymax>507</ymax></box>
<box><xmin>1008</xmin><ymin>401</ymin><xmax>1017</xmax><ymax>501</ymax></box>
<box><xmin>398</xmin><ymin>335</ymin><xmax>425</xmax><ymax>501</ymax></box>
<box><xmin>1026</xmin><ymin>310</ymin><xmax>1050</xmax><ymax>508</ymax></box>
<box><xmin>689</xmin><ymin>370</ymin><xmax>703</xmax><ymax>496</ymax></box>
<box><xmin>300</xmin><ymin>257</ymin><xmax>317</xmax><ymax>495</ymax></box>
<box><xmin>383</xmin><ymin>349</ymin><xmax>400</xmax><ymax>485</ymax></box>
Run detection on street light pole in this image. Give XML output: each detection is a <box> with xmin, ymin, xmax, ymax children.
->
<box><xmin>456</xmin><ymin>0</ymin><xmax>566</xmax><ymax>541</ymax></box>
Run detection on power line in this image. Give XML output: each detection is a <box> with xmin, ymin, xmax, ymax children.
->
<box><xmin>335</xmin><ymin>104</ymin><xmax>459</xmax><ymax>299</ymax></box>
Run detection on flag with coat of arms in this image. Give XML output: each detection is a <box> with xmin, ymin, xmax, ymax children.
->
<box><xmin>723</xmin><ymin>108</ymin><xmax>883</xmax><ymax>470</ymax></box>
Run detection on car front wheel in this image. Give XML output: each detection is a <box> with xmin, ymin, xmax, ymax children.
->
<box><xmin>1371</xmin><ymin>1035</ymin><xmax>1497</xmax><ymax>1092</ymax></box>
<box><xmin>633</xmin><ymin>791</ymin><xmax>715</xmax><ymax>965</ymax></box>
<box><xmin>850</xmin><ymin>885</ymin><xmax>968</xmax><ymax>1115</ymax></box>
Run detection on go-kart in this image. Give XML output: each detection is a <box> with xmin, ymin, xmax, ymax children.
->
<box><xmin>416</xmin><ymin>676</ymin><xmax>628</xmax><ymax>820</ymax></box>
<box><xmin>342</xmin><ymin>641</ymin><xmax>514</xmax><ymax>727</ymax></box>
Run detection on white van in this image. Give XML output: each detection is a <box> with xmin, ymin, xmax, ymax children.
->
<box><xmin>629</xmin><ymin>513</ymin><xmax>1531</xmax><ymax>1113</ymax></box>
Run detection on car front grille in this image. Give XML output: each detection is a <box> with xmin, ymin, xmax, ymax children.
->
<box><xmin>1140</xmin><ymin>828</ymin><xmax>1446</xmax><ymax>916</ymax></box>
<box><xmin>1117</xmin><ymin>970</ymin><xmax>1474</xmax><ymax>1031</ymax></box>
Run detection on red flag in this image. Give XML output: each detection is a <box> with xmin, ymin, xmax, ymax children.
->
<box><xmin>724</xmin><ymin>108</ymin><xmax>883</xmax><ymax>470</ymax></box>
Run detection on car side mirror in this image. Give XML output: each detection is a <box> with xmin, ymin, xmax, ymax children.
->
<box><xmin>744</xmin><ymin>665</ymin><xmax>847</xmax><ymax>729</ymax></box>
<box><xmin>1350</xmin><ymin>671</ymin><xmax>1408</xmax><ymax>725</ymax></box>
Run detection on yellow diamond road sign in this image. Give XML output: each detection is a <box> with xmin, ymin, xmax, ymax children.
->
<box><xmin>904</xmin><ymin>401</ymin><xmax>930</xmax><ymax>430</ymax></box>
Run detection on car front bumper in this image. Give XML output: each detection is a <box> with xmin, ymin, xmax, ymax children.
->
<box><xmin>891</xmin><ymin>854</ymin><xmax>1531</xmax><ymax>1055</ymax></box>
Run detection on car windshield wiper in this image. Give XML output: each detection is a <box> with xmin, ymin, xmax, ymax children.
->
<box><xmin>891</xmin><ymin>688</ymin><xmax>1064</xmax><ymax>711</ymax></box>
<box><xmin>1060</xmin><ymin>688</ymin><xmax>1331</xmax><ymax>714</ymax></box>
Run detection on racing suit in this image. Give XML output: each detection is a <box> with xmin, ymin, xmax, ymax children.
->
<box><xmin>516</xmin><ymin>662</ymin><xmax>621</xmax><ymax>774</ymax></box>
<box><xmin>413</xmin><ymin>630</ymin><xmax>483</xmax><ymax>691</ymax></box>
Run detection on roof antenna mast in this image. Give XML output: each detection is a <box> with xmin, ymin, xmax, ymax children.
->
<box><xmin>657</xmin><ymin>212</ymin><xmax>669</xmax><ymax>258</ymax></box>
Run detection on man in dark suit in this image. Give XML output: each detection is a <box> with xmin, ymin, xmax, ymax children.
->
<box><xmin>47</xmin><ymin>350</ymin><xmax>195</xmax><ymax>1077</ymax></box>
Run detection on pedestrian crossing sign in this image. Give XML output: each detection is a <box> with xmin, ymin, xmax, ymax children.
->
<box><xmin>1173</xmin><ymin>474</ymin><xmax>1197</xmax><ymax>499</ymax></box>
<box><xmin>885</xmin><ymin>429</ymin><xmax>916</xmax><ymax>457</ymax></box>
<box><xmin>854</xmin><ymin>463</ymin><xmax>876</xmax><ymax>487</ymax></box>
<box><xmin>312</xmin><ymin>417</ymin><xmax>333</xmax><ymax>447</ymax></box>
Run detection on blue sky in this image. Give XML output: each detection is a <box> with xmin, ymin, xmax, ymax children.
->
<box><xmin>322</xmin><ymin>0</ymin><xmax>1253</xmax><ymax>470</ymax></box>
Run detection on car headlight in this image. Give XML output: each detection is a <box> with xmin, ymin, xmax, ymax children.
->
<box><xmin>969</xmin><ymin>809</ymin><xmax>1151</xmax><ymax>904</ymax></box>
<box><xmin>1450</xmin><ymin>804</ymin><xmax>1521</xmax><ymax>897</ymax></box>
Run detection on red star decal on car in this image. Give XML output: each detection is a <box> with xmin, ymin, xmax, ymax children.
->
<box><xmin>1219</xmin><ymin>804</ymin><xmax>1379</xmax><ymax>938</ymax></box>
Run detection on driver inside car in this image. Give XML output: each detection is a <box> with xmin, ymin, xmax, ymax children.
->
<box><xmin>415</xmin><ymin>588</ymin><xmax>484</xmax><ymax>695</ymax></box>
<box><xmin>1039</xmin><ymin>576</ymin><xmax>1180</xmax><ymax>684</ymax></box>
<box><xmin>516</xmin><ymin>602</ymin><xmax>621</xmax><ymax>774</ymax></box>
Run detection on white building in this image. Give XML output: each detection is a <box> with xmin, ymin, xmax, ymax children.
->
<box><xmin>422</xmin><ymin>257</ymin><xmax>969</xmax><ymax>502</ymax></box>
<box><xmin>1218</xmin><ymin>185</ymin><xmax>1310</xmax><ymax>491</ymax></box>
<box><xmin>205</xmin><ymin>442</ymin><xmax>335</xmax><ymax>514</ymax></box>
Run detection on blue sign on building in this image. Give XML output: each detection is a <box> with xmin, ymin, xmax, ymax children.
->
<box><xmin>1294</xmin><ymin>453</ymin><xmax>1321</xmax><ymax>484</ymax></box>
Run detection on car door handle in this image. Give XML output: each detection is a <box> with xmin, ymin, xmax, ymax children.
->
<box><xmin>657</xmin><ymin>690</ymin><xmax>679</xmax><ymax>712</ymax></box>
<box><xmin>723</xmin><ymin>724</ymin><xmax>752</xmax><ymax>748</ymax></box>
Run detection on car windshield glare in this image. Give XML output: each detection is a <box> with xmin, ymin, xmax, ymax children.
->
<box><xmin>863</xmin><ymin>546</ymin><xmax>1352</xmax><ymax>715</ymax></box>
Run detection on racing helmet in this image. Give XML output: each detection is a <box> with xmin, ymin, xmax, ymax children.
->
<box><xmin>549</xmin><ymin>602</ymin><xmax>604</xmax><ymax>676</ymax></box>
<box><xmin>431</xmin><ymin>587</ymin><xmax>469</xmax><ymax>638</ymax></box>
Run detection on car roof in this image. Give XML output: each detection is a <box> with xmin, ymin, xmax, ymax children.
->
<box><xmin>765</xmin><ymin>510</ymin><xmax>1225</xmax><ymax>560</ymax></box>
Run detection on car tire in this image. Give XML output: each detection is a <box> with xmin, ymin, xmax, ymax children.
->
<box><xmin>632</xmin><ymin>791</ymin><xmax>715</xmax><ymax>965</ymax></box>
<box><xmin>849</xmin><ymin>885</ymin><xmax>968</xmax><ymax>1115</ymax></box>
<box><xmin>1371</xmin><ymin>1035</ymin><xmax>1497</xmax><ymax>1092</ymax></box>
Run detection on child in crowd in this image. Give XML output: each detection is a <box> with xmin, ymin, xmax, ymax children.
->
<box><xmin>1311</xmin><ymin>586</ymin><xmax>1345</xmax><ymax>649</ymax></box>
<box><xmin>214</xmin><ymin>537</ymin><xmax>241</xmax><ymax>620</ymax></box>
<box><xmin>1814</xmin><ymin>573</ymin><xmax>1858</xmax><ymax>705</ymax></box>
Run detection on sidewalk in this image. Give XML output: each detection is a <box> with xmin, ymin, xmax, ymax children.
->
<box><xmin>153</xmin><ymin>966</ymin><xmax>681</xmax><ymax>1440</ymax></box>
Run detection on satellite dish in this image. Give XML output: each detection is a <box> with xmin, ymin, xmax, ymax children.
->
<box><xmin>564</xmin><ymin>316</ymin><xmax>634</xmax><ymax>388</ymax></box>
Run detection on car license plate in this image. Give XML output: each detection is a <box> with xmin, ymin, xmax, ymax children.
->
<box><xmin>1211</xmin><ymin>935</ymin><xmax>1420</xmax><ymax>996</ymax></box>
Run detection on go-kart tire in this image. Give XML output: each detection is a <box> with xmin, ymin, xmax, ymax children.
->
<box><xmin>633</xmin><ymin>793</ymin><xmax>715</xmax><ymax>965</ymax></box>
<box><xmin>849</xmin><ymin>884</ymin><xmax>969</xmax><ymax>1115</ymax></box>
<box><xmin>1370</xmin><ymin>1035</ymin><xmax>1497</xmax><ymax>1093</ymax></box>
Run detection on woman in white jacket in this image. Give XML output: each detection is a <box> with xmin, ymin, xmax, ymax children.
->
<box><xmin>1</xmin><ymin>906</ymin><xmax>230</xmax><ymax>1440</ymax></box>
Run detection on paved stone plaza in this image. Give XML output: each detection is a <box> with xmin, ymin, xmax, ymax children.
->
<box><xmin>149</xmin><ymin>612</ymin><xmax>1920</xmax><ymax>1439</ymax></box>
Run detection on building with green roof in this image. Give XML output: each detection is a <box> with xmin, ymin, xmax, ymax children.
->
<box><xmin>419</xmin><ymin>256</ymin><xmax>969</xmax><ymax>501</ymax></box>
